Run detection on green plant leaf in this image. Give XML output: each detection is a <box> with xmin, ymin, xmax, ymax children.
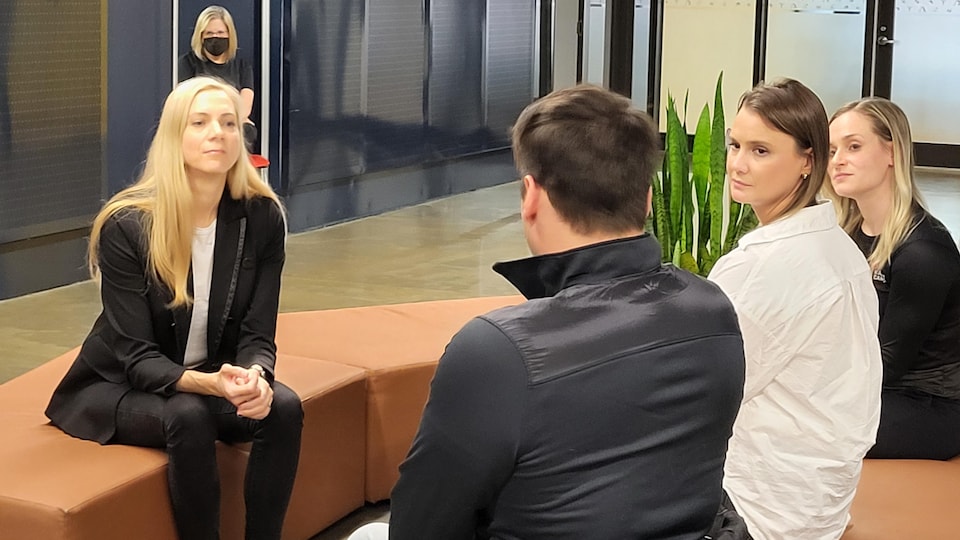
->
<box><xmin>724</xmin><ymin>200</ymin><xmax>743</xmax><ymax>253</ymax></box>
<box><xmin>679</xmin><ymin>92</ymin><xmax>691</xmax><ymax>253</ymax></box>
<box><xmin>661</xmin><ymin>140</ymin><xmax>674</xmax><ymax>260</ymax></box>
<box><xmin>666</xmin><ymin>94</ymin><xmax>686</xmax><ymax>249</ymax></box>
<box><xmin>657</xmin><ymin>73</ymin><xmax>735</xmax><ymax>277</ymax></box>
<box><xmin>651</xmin><ymin>173</ymin><xmax>670</xmax><ymax>261</ymax></box>
<box><xmin>692</xmin><ymin>103</ymin><xmax>711</xmax><ymax>261</ymax></box>
<box><xmin>732</xmin><ymin>204</ymin><xmax>759</xmax><ymax>246</ymax></box>
<box><xmin>710</xmin><ymin>72</ymin><xmax>727</xmax><ymax>262</ymax></box>
<box><xmin>678</xmin><ymin>251</ymin><xmax>699</xmax><ymax>274</ymax></box>
<box><xmin>700</xmin><ymin>251</ymin><xmax>717</xmax><ymax>276</ymax></box>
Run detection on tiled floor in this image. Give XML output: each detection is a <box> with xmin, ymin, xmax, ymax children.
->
<box><xmin>2</xmin><ymin>170</ymin><xmax>958</xmax><ymax>539</ymax></box>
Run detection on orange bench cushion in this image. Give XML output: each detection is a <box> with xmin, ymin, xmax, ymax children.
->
<box><xmin>0</xmin><ymin>348</ymin><xmax>367</xmax><ymax>540</ymax></box>
<box><xmin>276</xmin><ymin>295</ymin><xmax>523</xmax><ymax>501</ymax></box>
<box><xmin>842</xmin><ymin>456</ymin><xmax>960</xmax><ymax>540</ymax></box>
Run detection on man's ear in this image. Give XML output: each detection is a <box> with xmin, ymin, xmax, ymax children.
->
<box><xmin>646</xmin><ymin>186</ymin><xmax>653</xmax><ymax>218</ymax></box>
<box><xmin>520</xmin><ymin>175</ymin><xmax>540</xmax><ymax>223</ymax></box>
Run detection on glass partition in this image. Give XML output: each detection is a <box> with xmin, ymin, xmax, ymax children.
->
<box><xmin>286</xmin><ymin>0</ymin><xmax>537</xmax><ymax>189</ymax></box>
<box><xmin>631</xmin><ymin>0</ymin><xmax>651</xmax><ymax>111</ymax></box>
<box><xmin>890</xmin><ymin>0</ymin><xmax>960</xmax><ymax>144</ymax></box>
<box><xmin>765</xmin><ymin>1</ymin><xmax>866</xmax><ymax>116</ymax></box>
<box><xmin>584</xmin><ymin>0</ymin><xmax>607</xmax><ymax>85</ymax></box>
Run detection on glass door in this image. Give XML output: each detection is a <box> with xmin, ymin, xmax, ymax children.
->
<box><xmin>764</xmin><ymin>1</ymin><xmax>868</xmax><ymax>116</ymax></box>
<box><xmin>610</xmin><ymin>0</ymin><xmax>960</xmax><ymax>168</ymax></box>
<box><xmin>873</xmin><ymin>0</ymin><xmax>960</xmax><ymax>168</ymax></box>
<box><xmin>764</xmin><ymin>0</ymin><xmax>960</xmax><ymax>168</ymax></box>
<box><xmin>582</xmin><ymin>0</ymin><xmax>609</xmax><ymax>86</ymax></box>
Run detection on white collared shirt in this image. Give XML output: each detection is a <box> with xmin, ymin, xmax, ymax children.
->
<box><xmin>709</xmin><ymin>201</ymin><xmax>882</xmax><ymax>540</ymax></box>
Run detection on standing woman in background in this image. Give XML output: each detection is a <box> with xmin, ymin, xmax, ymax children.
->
<box><xmin>179</xmin><ymin>5</ymin><xmax>258</xmax><ymax>150</ymax></box>
<box><xmin>708</xmin><ymin>78</ymin><xmax>882</xmax><ymax>540</ymax></box>
<box><xmin>827</xmin><ymin>97</ymin><xmax>960</xmax><ymax>460</ymax></box>
<box><xmin>45</xmin><ymin>77</ymin><xmax>302</xmax><ymax>540</ymax></box>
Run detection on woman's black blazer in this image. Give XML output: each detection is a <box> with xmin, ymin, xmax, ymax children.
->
<box><xmin>45</xmin><ymin>191</ymin><xmax>286</xmax><ymax>444</ymax></box>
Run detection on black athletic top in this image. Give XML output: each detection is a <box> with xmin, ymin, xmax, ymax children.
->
<box><xmin>852</xmin><ymin>209</ymin><xmax>960</xmax><ymax>399</ymax></box>
<box><xmin>178</xmin><ymin>52</ymin><xmax>254</xmax><ymax>91</ymax></box>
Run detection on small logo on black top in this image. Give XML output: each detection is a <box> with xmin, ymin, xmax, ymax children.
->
<box><xmin>873</xmin><ymin>270</ymin><xmax>887</xmax><ymax>284</ymax></box>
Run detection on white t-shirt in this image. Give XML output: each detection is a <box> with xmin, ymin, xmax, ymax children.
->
<box><xmin>708</xmin><ymin>201</ymin><xmax>882</xmax><ymax>540</ymax></box>
<box><xmin>184</xmin><ymin>220</ymin><xmax>217</xmax><ymax>369</ymax></box>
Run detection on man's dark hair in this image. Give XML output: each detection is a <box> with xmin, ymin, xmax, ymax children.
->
<box><xmin>511</xmin><ymin>84</ymin><xmax>660</xmax><ymax>234</ymax></box>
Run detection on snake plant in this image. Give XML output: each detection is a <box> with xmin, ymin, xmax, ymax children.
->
<box><xmin>648</xmin><ymin>73</ymin><xmax>758</xmax><ymax>276</ymax></box>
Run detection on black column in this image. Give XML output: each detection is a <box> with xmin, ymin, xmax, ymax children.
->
<box><xmin>539</xmin><ymin>0</ymin><xmax>554</xmax><ymax>96</ymax></box>
<box><xmin>607</xmin><ymin>0</ymin><xmax>634</xmax><ymax>97</ymax></box>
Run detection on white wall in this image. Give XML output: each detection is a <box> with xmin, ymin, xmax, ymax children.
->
<box><xmin>659</xmin><ymin>0</ymin><xmax>755</xmax><ymax>132</ymax></box>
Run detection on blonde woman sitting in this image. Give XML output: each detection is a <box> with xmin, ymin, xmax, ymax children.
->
<box><xmin>45</xmin><ymin>77</ymin><xmax>302</xmax><ymax>540</ymax></box>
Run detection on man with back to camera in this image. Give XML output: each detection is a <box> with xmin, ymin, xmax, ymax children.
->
<box><xmin>348</xmin><ymin>84</ymin><xmax>747</xmax><ymax>540</ymax></box>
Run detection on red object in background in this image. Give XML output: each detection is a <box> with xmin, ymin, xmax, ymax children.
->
<box><xmin>250</xmin><ymin>154</ymin><xmax>270</xmax><ymax>169</ymax></box>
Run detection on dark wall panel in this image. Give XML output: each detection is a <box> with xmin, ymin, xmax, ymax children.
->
<box><xmin>288</xmin><ymin>0</ymin><xmax>364</xmax><ymax>187</ymax></box>
<box><xmin>427</xmin><ymin>0</ymin><xmax>485</xmax><ymax>156</ymax></box>
<box><xmin>0</xmin><ymin>0</ymin><xmax>103</xmax><ymax>243</ymax></box>
<box><xmin>0</xmin><ymin>234</ymin><xmax>89</xmax><ymax>301</ymax></box>
<box><xmin>106</xmin><ymin>0</ymin><xmax>172</xmax><ymax>195</ymax></box>
<box><xmin>365</xmin><ymin>0</ymin><xmax>426</xmax><ymax>170</ymax></box>
<box><xmin>0</xmin><ymin>1</ymin><xmax>173</xmax><ymax>299</ymax></box>
<box><xmin>486</xmin><ymin>0</ymin><xmax>536</xmax><ymax>139</ymax></box>
<box><xmin>281</xmin><ymin>0</ymin><xmax>537</xmax><ymax>234</ymax></box>
<box><xmin>284</xmin><ymin>149</ymin><xmax>516</xmax><ymax>231</ymax></box>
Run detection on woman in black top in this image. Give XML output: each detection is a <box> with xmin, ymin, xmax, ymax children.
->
<box><xmin>826</xmin><ymin>97</ymin><xmax>960</xmax><ymax>460</ymax></box>
<box><xmin>45</xmin><ymin>77</ymin><xmax>302</xmax><ymax>539</ymax></box>
<box><xmin>179</xmin><ymin>5</ymin><xmax>257</xmax><ymax>150</ymax></box>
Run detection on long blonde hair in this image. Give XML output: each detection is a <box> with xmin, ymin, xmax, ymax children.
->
<box><xmin>191</xmin><ymin>5</ymin><xmax>239</xmax><ymax>61</ymax></box>
<box><xmin>824</xmin><ymin>97</ymin><xmax>925</xmax><ymax>270</ymax></box>
<box><xmin>89</xmin><ymin>77</ymin><xmax>282</xmax><ymax>307</ymax></box>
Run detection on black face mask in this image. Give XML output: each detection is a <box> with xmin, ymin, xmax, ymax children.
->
<box><xmin>202</xmin><ymin>37</ymin><xmax>229</xmax><ymax>57</ymax></box>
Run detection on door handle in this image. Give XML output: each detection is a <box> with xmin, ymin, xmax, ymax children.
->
<box><xmin>878</xmin><ymin>36</ymin><xmax>896</xmax><ymax>46</ymax></box>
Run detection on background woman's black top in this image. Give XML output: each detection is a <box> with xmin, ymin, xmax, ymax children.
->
<box><xmin>178</xmin><ymin>52</ymin><xmax>254</xmax><ymax>91</ymax></box>
<box><xmin>853</xmin><ymin>208</ymin><xmax>960</xmax><ymax>399</ymax></box>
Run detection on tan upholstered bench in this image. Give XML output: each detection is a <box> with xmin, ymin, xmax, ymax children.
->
<box><xmin>5</xmin><ymin>299</ymin><xmax>958</xmax><ymax>538</ymax></box>
<box><xmin>0</xmin><ymin>348</ymin><xmax>367</xmax><ymax>540</ymax></box>
<box><xmin>275</xmin><ymin>295</ymin><xmax>523</xmax><ymax>502</ymax></box>
<box><xmin>842</xmin><ymin>456</ymin><xmax>960</xmax><ymax>540</ymax></box>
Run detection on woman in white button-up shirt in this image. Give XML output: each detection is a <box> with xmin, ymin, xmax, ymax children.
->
<box><xmin>708</xmin><ymin>79</ymin><xmax>883</xmax><ymax>540</ymax></box>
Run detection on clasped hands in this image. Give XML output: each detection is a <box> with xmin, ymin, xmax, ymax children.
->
<box><xmin>217</xmin><ymin>363</ymin><xmax>273</xmax><ymax>420</ymax></box>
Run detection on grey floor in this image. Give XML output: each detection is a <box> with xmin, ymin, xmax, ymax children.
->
<box><xmin>2</xmin><ymin>170</ymin><xmax>959</xmax><ymax>539</ymax></box>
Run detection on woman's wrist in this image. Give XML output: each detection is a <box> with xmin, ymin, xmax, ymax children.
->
<box><xmin>250</xmin><ymin>363</ymin><xmax>266</xmax><ymax>379</ymax></box>
<box><xmin>176</xmin><ymin>369</ymin><xmax>219</xmax><ymax>395</ymax></box>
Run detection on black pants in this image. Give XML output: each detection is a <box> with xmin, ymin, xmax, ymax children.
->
<box><xmin>113</xmin><ymin>382</ymin><xmax>303</xmax><ymax>540</ymax></box>
<box><xmin>867</xmin><ymin>388</ymin><xmax>960</xmax><ymax>460</ymax></box>
<box><xmin>706</xmin><ymin>490</ymin><xmax>753</xmax><ymax>540</ymax></box>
